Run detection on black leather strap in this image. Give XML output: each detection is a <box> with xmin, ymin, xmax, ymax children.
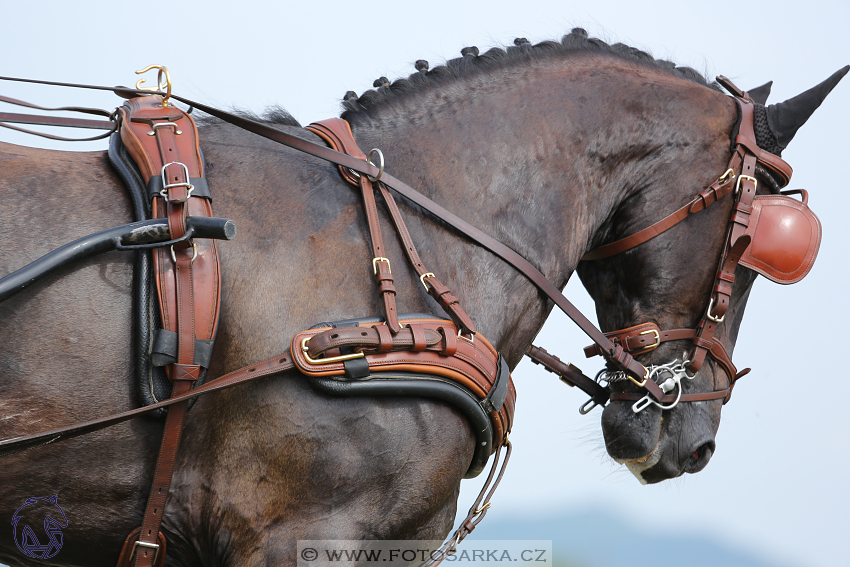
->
<box><xmin>146</xmin><ymin>176</ymin><xmax>211</xmax><ymax>201</ymax></box>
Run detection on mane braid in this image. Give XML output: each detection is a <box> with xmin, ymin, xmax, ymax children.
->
<box><xmin>341</xmin><ymin>28</ymin><xmax>719</xmax><ymax>120</ymax></box>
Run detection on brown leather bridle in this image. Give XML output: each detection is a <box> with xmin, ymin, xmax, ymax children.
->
<box><xmin>579</xmin><ymin>80</ymin><xmax>796</xmax><ymax>410</ymax></box>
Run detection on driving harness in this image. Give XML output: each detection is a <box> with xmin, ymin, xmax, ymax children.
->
<box><xmin>0</xmin><ymin>71</ymin><xmax>821</xmax><ymax>567</ymax></box>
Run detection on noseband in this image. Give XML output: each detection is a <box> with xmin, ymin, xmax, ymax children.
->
<box><xmin>580</xmin><ymin>78</ymin><xmax>820</xmax><ymax>412</ymax></box>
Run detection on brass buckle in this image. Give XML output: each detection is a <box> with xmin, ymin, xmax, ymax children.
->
<box><xmin>131</xmin><ymin>541</ymin><xmax>160</xmax><ymax>563</ymax></box>
<box><xmin>457</xmin><ymin>329</ymin><xmax>475</xmax><ymax>344</ymax></box>
<box><xmin>301</xmin><ymin>337</ymin><xmax>365</xmax><ymax>366</ymax></box>
<box><xmin>372</xmin><ymin>257</ymin><xmax>391</xmax><ymax>274</ymax></box>
<box><xmin>639</xmin><ymin>329</ymin><xmax>661</xmax><ymax>351</ymax></box>
<box><xmin>419</xmin><ymin>272</ymin><xmax>435</xmax><ymax>291</ymax></box>
<box><xmin>626</xmin><ymin>364</ymin><xmax>650</xmax><ymax>388</ymax></box>
<box><xmin>717</xmin><ymin>168</ymin><xmax>735</xmax><ymax>185</ymax></box>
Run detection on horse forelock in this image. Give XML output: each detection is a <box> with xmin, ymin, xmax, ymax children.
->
<box><xmin>341</xmin><ymin>28</ymin><xmax>721</xmax><ymax>122</ymax></box>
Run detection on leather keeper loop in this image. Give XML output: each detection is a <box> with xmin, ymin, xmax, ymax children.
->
<box><xmin>713</xmin><ymin>283</ymin><xmax>732</xmax><ymax>296</ymax></box>
<box><xmin>735</xmin><ymin>201</ymin><xmax>754</xmax><ymax>214</ymax></box>
<box><xmin>438</xmin><ymin>326</ymin><xmax>458</xmax><ymax>357</ymax></box>
<box><xmin>717</xmin><ymin>271</ymin><xmax>735</xmax><ymax>283</ymax></box>
<box><xmin>376</xmin><ymin>274</ymin><xmax>396</xmax><ymax>294</ymax></box>
<box><xmin>699</xmin><ymin>189</ymin><xmax>716</xmax><ymax>208</ymax></box>
<box><xmin>731</xmin><ymin>211</ymin><xmax>750</xmax><ymax>226</ymax></box>
<box><xmin>409</xmin><ymin>323</ymin><xmax>428</xmax><ymax>352</ymax></box>
<box><xmin>375</xmin><ymin>324</ymin><xmax>394</xmax><ymax>353</ymax></box>
<box><xmin>171</xmin><ymin>364</ymin><xmax>200</xmax><ymax>383</ymax></box>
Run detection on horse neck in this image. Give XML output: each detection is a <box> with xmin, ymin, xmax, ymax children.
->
<box><xmin>343</xmin><ymin>57</ymin><xmax>733</xmax><ymax>362</ymax></box>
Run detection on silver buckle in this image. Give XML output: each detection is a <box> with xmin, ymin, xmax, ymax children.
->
<box><xmin>706</xmin><ymin>296</ymin><xmax>725</xmax><ymax>323</ymax></box>
<box><xmin>131</xmin><ymin>541</ymin><xmax>160</xmax><ymax>563</ymax></box>
<box><xmin>170</xmin><ymin>241</ymin><xmax>198</xmax><ymax>264</ymax></box>
<box><xmin>146</xmin><ymin>122</ymin><xmax>183</xmax><ymax>136</ymax></box>
<box><xmin>159</xmin><ymin>161</ymin><xmax>194</xmax><ymax>200</ymax></box>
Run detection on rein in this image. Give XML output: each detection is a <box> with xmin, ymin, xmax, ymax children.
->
<box><xmin>0</xmin><ymin>74</ymin><xmax>662</xmax><ymax>401</ymax></box>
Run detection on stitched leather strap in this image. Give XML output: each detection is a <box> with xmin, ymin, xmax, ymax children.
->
<box><xmin>581</xmin><ymin>323</ymin><xmax>739</xmax><ymax>379</ymax></box>
<box><xmin>581</xmin><ymin>173</ymin><xmax>737</xmax><ymax>260</ymax></box>
<box><xmin>525</xmin><ymin>345</ymin><xmax>609</xmax><ymax>406</ymax></box>
<box><xmin>305</xmin><ymin>120</ymin><xmax>401</xmax><ymax>333</ymax></box>
<box><xmin>117</xmin><ymin>95</ymin><xmax>221</xmax><ymax>567</ymax></box>
<box><xmin>307</xmin><ymin>119</ymin><xmax>478</xmax><ymax>336</ymax></box>
<box><xmin>306</xmin><ymin>324</ymin><xmax>444</xmax><ymax>357</ymax></box>
<box><xmin>422</xmin><ymin>440</ymin><xmax>512</xmax><ymax>567</ymax></box>
<box><xmin>0</xmin><ymin>353</ymin><xmax>296</xmax><ymax>457</ymax></box>
<box><xmin>0</xmin><ymin>93</ymin><xmax>117</xmax><ymax>140</ymax></box>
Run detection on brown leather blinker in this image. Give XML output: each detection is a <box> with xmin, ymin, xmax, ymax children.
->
<box><xmin>739</xmin><ymin>190</ymin><xmax>821</xmax><ymax>284</ymax></box>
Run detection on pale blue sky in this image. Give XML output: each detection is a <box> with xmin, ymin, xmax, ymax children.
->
<box><xmin>2</xmin><ymin>1</ymin><xmax>847</xmax><ymax>566</ymax></box>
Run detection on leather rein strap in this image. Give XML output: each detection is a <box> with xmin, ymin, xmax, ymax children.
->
<box><xmin>0</xmin><ymin>75</ymin><xmax>659</xmax><ymax>399</ymax></box>
<box><xmin>171</xmin><ymin>98</ymin><xmax>661</xmax><ymax>399</ymax></box>
<box><xmin>0</xmin><ymin>93</ymin><xmax>117</xmax><ymax>141</ymax></box>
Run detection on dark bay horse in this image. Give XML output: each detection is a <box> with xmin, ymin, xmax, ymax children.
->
<box><xmin>0</xmin><ymin>30</ymin><xmax>844</xmax><ymax>566</ymax></box>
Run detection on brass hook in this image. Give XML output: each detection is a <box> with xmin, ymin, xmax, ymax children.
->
<box><xmin>135</xmin><ymin>64</ymin><xmax>172</xmax><ymax>107</ymax></box>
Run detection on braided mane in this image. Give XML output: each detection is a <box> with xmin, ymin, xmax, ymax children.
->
<box><xmin>341</xmin><ymin>28</ymin><xmax>719</xmax><ymax>121</ymax></box>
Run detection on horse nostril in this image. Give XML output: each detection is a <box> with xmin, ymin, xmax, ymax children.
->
<box><xmin>684</xmin><ymin>440</ymin><xmax>715</xmax><ymax>474</ymax></box>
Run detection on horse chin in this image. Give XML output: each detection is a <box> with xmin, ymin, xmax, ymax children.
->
<box><xmin>619</xmin><ymin>447</ymin><xmax>663</xmax><ymax>486</ymax></box>
<box><xmin>601</xmin><ymin>395</ymin><xmax>720</xmax><ymax>484</ymax></box>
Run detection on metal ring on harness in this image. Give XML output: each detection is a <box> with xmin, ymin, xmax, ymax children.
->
<box><xmin>170</xmin><ymin>241</ymin><xmax>198</xmax><ymax>264</ymax></box>
<box><xmin>366</xmin><ymin>148</ymin><xmax>384</xmax><ymax>182</ymax></box>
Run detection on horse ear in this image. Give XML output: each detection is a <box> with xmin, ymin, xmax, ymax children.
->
<box><xmin>747</xmin><ymin>81</ymin><xmax>772</xmax><ymax>104</ymax></box>
<box><xmin>767</xmin><ymin>66</ymin><xmax>849</xmax><ymax>150</ymax></box>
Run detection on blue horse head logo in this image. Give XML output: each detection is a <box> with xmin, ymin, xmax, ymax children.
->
<box><xmin>11</xmin><ymin>495</ymin><xmax>68</xmax><ymax>559</ymax></box>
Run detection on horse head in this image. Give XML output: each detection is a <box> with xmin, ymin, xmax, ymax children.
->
<box><xmin>577</xmin><ymin>67</ymin><xmax>848</xmax><ymax>483</ymax></box>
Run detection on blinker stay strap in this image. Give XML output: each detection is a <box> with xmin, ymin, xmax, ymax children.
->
<box><xmin>581</xmin><ymin>169</ymin><xmax>738</xmax><ymax>261</ymax></box>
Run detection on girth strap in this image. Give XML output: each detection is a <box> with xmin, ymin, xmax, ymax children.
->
<box><xmin>115</xmin><ymin>95</ymin><xmax>222</xmax><ymax>567</ymax></box>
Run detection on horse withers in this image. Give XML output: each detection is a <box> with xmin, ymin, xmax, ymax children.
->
<box><xmin>0</xmin><ymin>30</ymin><xmax>845</xmax><ymax>566</ymax></box>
